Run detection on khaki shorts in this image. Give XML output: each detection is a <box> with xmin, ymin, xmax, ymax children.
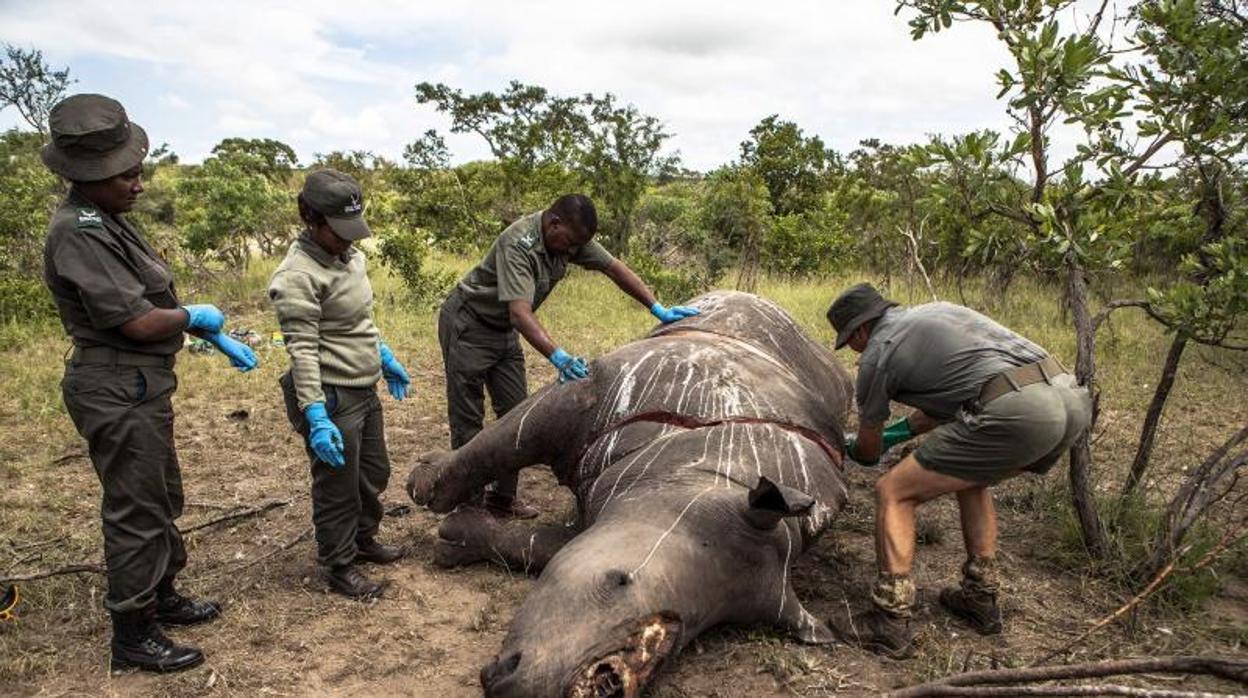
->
<box><xmin>914</xmin><ymin>373</ymin><xmax>1092</xmax><ymax>485</ymax></box>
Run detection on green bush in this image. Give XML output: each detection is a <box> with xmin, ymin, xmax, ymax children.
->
<box><xmin>624</xmin><ymin>250</ymin><xmax>714</xmax><ymax>305</ymax></box>
<box><xmin>376</xmin><ymin>229</ymin><xmax>456</xmax><ymax>308</ymax></box>
<box><xmin>0</xmin><ymin>275</ymin><xmax>55</xmax><ymax>323</ymax></box>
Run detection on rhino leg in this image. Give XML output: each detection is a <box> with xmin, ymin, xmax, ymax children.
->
<box><xmin>778</xmin><ymin>586</ymin><xmax>835</xmax><ymax>644</ymax></box>
<box><xmin>433</xmin><ymin>506</ymin><xmax>578</xmax><ymax>575</ymax></box>
<box><xmin>408</xmin><ymin>382</ymin><xmax>596</xmax><ymax>513</ymax></box>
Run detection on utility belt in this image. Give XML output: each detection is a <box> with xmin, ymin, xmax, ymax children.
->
<box><xmin>976</xmin><ymin>356</ymin><xmax>1067</xmax><ymax>406</ymax></box>
<box><xmin>70</xmin><ymin>345</ymin><xmax>176</xmax><ymax>368</ymax></box>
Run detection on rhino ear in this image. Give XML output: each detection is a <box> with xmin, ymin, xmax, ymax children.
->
<box><xmin>744</xmin><ymin>476</ymin><xmax>815</xmax><ymax>530</ymax></box>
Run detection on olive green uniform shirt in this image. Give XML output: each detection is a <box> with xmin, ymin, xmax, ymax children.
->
<box><xmin>456</xmin><ymin>212</ymin><xmax>616</xmax><ymax>329</ymax></box>
<box><xmin>268</xmin><ymin>231</ymin><xmax>382</xmax><ymax>410</ymax></box>
<box><xmin>42</xmin><ymin>191</ymin><xmax>183</xmax><ymax>356</ymax></box>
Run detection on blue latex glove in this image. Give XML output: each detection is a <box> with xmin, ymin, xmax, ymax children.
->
<box><xmin>182</xmin><ymin>304</ymin><xmax>225</xmax><ymax>333</ymax></box>
<box><xmin>205</xmin><ymin>332</ymin><xmax>258</xmax><ymax>372</ymax></box>
<box><xmin>549</xmin><ymin>347</ymin><xmax>589</xmax><ymax>383</ymax></box>
<box><xmin>650</xmin><ymin>302</ymin><xmax>701</xmax><ymax>324</ymax></box>
<box><xmin>304</xmin><ymin>402</ymin><xmax>345</xmax><ymax>468</ymax></box>
<box><xmin>378</xmin><ymin>342</ymin><xmax>410</xmax><ymax>401</ymax></box>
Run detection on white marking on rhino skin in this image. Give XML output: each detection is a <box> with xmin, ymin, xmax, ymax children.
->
<box><xmin>604</xmin><ymin>436</ymin><xmax>674</xmax><ymax>506</ymax></box>
<box><xmin>631</xmin><ymin>484</ymin><xmax>717</xmax><ymax>577</ymax></box>
<box><xmin>514</xmin><ymin>388</ymin><xmax>555</xmax><ymax>449</ymax></box>
<box><xmin>777</xmin><ymin>523</ymin><xmax>794</xmax><ymax>621</ymax></box>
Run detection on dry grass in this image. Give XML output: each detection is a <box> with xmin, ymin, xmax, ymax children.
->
<box><xmin>0</xmin><ymin>261</ymin><xmax>1244</xmax><ymax>696</ymax></box>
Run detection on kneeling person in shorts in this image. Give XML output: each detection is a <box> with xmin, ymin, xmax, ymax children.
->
<box><xmin>826</xmin><ymin>283</ymin><xmax>1091</xmax><ymax>658</ymax></box>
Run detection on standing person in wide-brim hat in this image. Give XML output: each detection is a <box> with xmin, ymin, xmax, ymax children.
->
<box><xmin>42</xmin><ymin>94</ymin><xmax>259</xmax><ymax>673</ymax></box>
<box><xmin>269</xmin><ymin>169</ymin><xmax>411</xmax><ymax>601</ymax></box>
<box><xmin>825</xmin><ymin>282</ymin><xmax>1091</xmax><ymax>658</ymax></box>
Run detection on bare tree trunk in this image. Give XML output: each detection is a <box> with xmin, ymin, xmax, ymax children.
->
<box><xmin>1121</xmin><ymin>333</ymin><xmax>1190</xmax><ymax>498</ymax></box>
<box><xmin>1066</xmin><ymin>254</ymin><xmax>1109</xmax><ymax>559</ymax></box>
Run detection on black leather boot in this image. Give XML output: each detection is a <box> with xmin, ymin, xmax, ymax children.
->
<box><xmin>355</xmin><ymin>538</ymin><xmax>404</xmax><ymax>565</ymax></box>
<box><xmin>110</xmin><ymin>607</ymin><xmax>204</xmax><ymax>673</ymax></box>
<box><xmin>325</xmin><ymin>565</ymin><xmax>385</xmax><ymax>600</ymax></box>
<box><xmin>156</xmin><ymin>579</ymin><xmax>222</xmax><ymax>627</ymax></box>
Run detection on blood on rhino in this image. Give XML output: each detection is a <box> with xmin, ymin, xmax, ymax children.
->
<box><xmin>407</xmin><ymin>291</ymin><xmax>852</xmax><ymax>697</ymax></box>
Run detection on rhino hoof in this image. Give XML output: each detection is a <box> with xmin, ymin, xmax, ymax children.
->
<box><xmin>433</xmin><ymin>507</ymin><xmax>500</xmax><ymax>568</ymax></box>
<box><xmin>406</xmin><ymin>450</ymin><xmax>451</xmax><ymax>509</ymax></box>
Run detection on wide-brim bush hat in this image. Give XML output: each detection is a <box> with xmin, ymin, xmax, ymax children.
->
<box><xmin>827</xmin><ymin>282</ymin><xmax>898</xmax><ymax>349</ymax></box>
<box><xmin>40</xmin><ymin>94</ymin><xmax>149</xmax><ymax>182</ymax></box>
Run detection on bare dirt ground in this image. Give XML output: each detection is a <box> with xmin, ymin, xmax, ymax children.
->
<box><xmin>1</xmin><ymin>324</ymin><xmax>1246</xmax><ymax>697</ymax></box>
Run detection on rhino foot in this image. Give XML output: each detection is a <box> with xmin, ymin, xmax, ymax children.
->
<box><xmin>406</xmin><ymin>450</ymin><xmax>453</xmax><ymax>511</ymax></box>
<box><xmin>433</xmin><ymin>506</ymin><xmax>502</xmax><ymax>568</ymax></box>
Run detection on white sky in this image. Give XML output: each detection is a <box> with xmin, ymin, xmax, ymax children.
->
<box><xmin>0</xmin><ymin>0</ymin><xmax>1089</xmax><ymax>171</ymax></box>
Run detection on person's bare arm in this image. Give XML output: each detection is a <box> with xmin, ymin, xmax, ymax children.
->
<box><xmin>508</xmin><ymin>300</ymin><xmax>558</xmax><ymax>358</ymax></box>
<box><xmin>905</xmin><ymin>409</ymin><xmax>942</xmax><ymax>435</ymax></box>
<box><xmin>119</xmin><ymin>308</ymin><xmax>189</xmax><ymax>342</ymax></box>
<box><xmin>853</xmin><ymin>422</ymin><xmax>885</xmax><ymax>463</ymax></box>
<box><xmin>601</xmin><ymin>260</ymin><xmax>657</xmax><ymax>309</ymax></box>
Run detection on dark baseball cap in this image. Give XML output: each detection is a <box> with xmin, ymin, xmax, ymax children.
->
<box><xmin>41</xmin><ymin>94</ymin><xmax>149</xmax><ymax>182</ymax></box>
<box><xmin>302</xmin><ymin>169</ymin><xmax>370</xmax><ymax>241</ymax></box>
<box><xmin>827</xmin><ymin>283</ymin><xmax>898</xmax><ymax>349</ymax></box>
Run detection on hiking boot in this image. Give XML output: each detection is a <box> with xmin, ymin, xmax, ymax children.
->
<box><xmin>155</xmin><ymin>580</ymin><xmax>222</xmax><ymax>627</ymax></box>
<box><xmin>110</xmin><ymin>608</ymin><xmax>204</xmax><ymax>673</ymax></box>
<box><xmin>939</xmin><ymin>587</ymin><xmax>1002</xmax><ymax>635</ymax></box>
<box><xmin>483</xmin><ymin>494</ymin><xmax>539</xmax><ymax>520</ymax></box>
<box><xmin>325</xmin><ymin>565</ymin><xmax>385</xmax><ymax>600</ymax></box>
<box><xmin>829</xmin><ymin>605</ymin><xmax>915</xmax><ymax>659</ymax></box>
<box><xmin>355</xmin><ymin>538</ymin><xmax>404</xmax><ymax>565</ymax></box>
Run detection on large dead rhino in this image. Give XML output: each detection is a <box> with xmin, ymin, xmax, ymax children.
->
<box><xmin>407</xmin><ymin>291</ymin><xmax>852</xmax><ymax>697</ymax></box>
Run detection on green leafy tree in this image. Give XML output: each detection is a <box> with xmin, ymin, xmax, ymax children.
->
<box><xmin>897</xmin><ymin>0</ymin><xmax>1248</xmax><ymax>563</ymax></box>
<box><xmin>0</xmin><ymin>129</ymin><xmax>60</xmax><ymax>321</ymax></box>
<box><xmin>739</xmin><ymin>115</ymin><xmax>834</xmax><ymax>216</ymax></box>
<box><xmin>699</xmin><ymin>167</ymin><xmax>774</xmax><ymax>291</ymax></box>
<box><xmin>576</xmin><ymin>93</ymin><xmax>679</xmax><ymax>250</ymax></box>
<box><xmin>0</xmin><ymin>44</ymin><xmax>73</xmax><ymax>136</ymax></box>
<box><xmin>174</xmin><ymin>138</ymin><xmax>299</xmax><ymax>269</ymax></box>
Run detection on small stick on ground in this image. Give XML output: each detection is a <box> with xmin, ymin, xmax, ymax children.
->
<box><xmin>0</xmin><ymin>563</ymin><xmax>104</xmax><ymax>584</ymax></box>
<box><xmin>1038</xmin><ymin>524</ymin><xmax>1247</xmax><ymax>664</ymax></box>
<box><xmin>7</xmin><ymin>535</ymin><xmax>68</xmax><ymax>552</ymax></box>
<box><xmin>181</xmin><ymin>499</ymin><xmax>291</xmax><ymax>535</ymax></box>
<box><xmin>886</xmin><ymin>656</ymin><xmax>1248</xmax><ymax>698</ymax></box>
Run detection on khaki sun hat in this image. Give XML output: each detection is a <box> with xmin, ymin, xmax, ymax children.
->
<box><xmin>827</xmin><ymin>282</ymin><xmax>898</xmax><ymax>349</ymax></box>
<box><xmin>40</xmin><ymin>94</ymin><xmax>149</xmax><ymax>182</ymax></box>
<box><xmin>301</xmin><ymin>169</ymin><xmax>370</xmax><ymax>241</ymax></box>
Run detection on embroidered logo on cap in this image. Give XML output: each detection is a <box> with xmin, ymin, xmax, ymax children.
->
<box><xmin>343</xmin><ymin>194</ymin><xmax>362</xmax><ymax>215</ymax></box>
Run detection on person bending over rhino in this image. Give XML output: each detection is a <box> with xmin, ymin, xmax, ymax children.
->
<box><xmin>438</xmin><ymin>193</ymin><xmax>699</xmax><ymax>519</ymax></box>
<box><xmin>827</xmin><ymin>283</ymin><xmax>1091</xmax><ymax>658</ymax></box>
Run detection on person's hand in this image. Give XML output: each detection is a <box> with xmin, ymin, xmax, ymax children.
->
<box><xmin>844</xmin><ymin>434</ymin><xmax>879</xmax><ymax>466</ymax></box>
<box><xmin>548</xmin><ymin>347</ymin><xmax>589</xmax><ymax>383</ymax></box>
<box><xmin>181</xmin><ymin>304</ymin><xmax>225</xmax><ymax>333</ymax></box>
<box><xmin>379</xmin><ymin>342</ymin><xmax>411</xmax><ymax>401</ymax></box>
<box><xmin>304</xmin><ymin>402</ymin><xmax>345</xmax><ymax>468</ymax></box>
<box><xmin>205</xmin><ymin>332</ymin><xmax>258</xmax><ymax>372</ymax></box>
<box><xmin>882</xmin><ymin>418</ymin><xmax>915</xmax><ymax>451</ymax></box>
<box><xmin>650</xmin><ymin>302</ymin><xmax>701</xmax><ymax>324</ymax></box>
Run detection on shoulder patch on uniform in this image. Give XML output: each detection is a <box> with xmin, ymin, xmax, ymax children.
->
<box><xmin>75</xmin><ymin>208</ymin><xmax>103</xmax><ymax>228</ymax></box>
<box><xmin>516</xmin><ymin>230</ymin><xmax>539</xmax><ymax>250</ymax></box>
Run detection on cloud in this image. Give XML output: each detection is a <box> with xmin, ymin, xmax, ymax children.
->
<box><xmin>0</xmin><ymin>0</ymin><xmax>1029</xmax><ymax>169</ymax></box>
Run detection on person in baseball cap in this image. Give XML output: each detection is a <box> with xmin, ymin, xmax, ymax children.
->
<box><xmin>269</xmin><ymin>169</ymin><xmax>411</xmax><ymax>600</ymax></box>
<box><xmin>300</xmin><ymin>169</ymin><xmax>371</xmax><ymax>242</ymax></box>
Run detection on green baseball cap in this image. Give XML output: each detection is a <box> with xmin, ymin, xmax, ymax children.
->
<box><xmin>40</xmin><ymin>94</ymin><xmax>149</xmax><ymax>182</ymax></box>
<box><xmin>827</xmin><ymin>283</ymin><xmax>898</xmax><ymax>349</ymax></box>
<box><xmin>302</xmin><ymin>169</ymin><xmax>370</xmax><ymax>241</ymax></box>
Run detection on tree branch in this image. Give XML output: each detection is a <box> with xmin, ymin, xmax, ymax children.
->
<box><xmin>0</xmin><ymin>563</ymin><xmax>104</xmax><ymax>584</ymax></box>
<box><xmin>180</xmin><ymin>499</ymin><xmax>291</xmax><ymax>535</ymax></box>
<box><xmin>887</xmin><ymin>657</ymin><xmax>1248</xmax><ymax>698</ymax></box>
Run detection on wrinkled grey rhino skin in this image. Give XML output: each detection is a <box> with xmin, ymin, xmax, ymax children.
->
<box><xmin>407</xmin><ymin>291</ymin><xmax>852</xmax><ymax>698</ymax></box>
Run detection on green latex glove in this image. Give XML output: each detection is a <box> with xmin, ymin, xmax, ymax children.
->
<box><xmin>882</xmin><ymin>418</ymin><xmax>916</xmax><ymax>451</ymax></box>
